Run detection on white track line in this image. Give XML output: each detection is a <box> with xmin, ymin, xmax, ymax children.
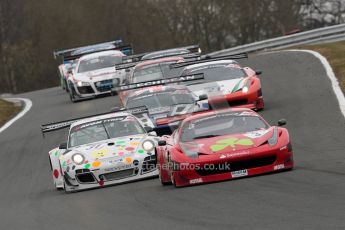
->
<box><xmin>0</xmin><ymin>98</ymin><xmax>33</xmax><ymax>134</ymax></box>
<box><xmin>264</xmin><ymin>49</ymin><xmax>345</xmax><ymax>119</ymax></box>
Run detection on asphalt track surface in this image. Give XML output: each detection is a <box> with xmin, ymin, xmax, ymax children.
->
<box><xmin>1</xmin><ymin>51</ymin><xmax>345</xmax><ymax>230</ymax></box>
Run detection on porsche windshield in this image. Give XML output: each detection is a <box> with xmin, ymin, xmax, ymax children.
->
<box><xmin>180</xmin><ymin>114</ymin><xmax>268</xmax><ymax>142</ymax></box>
<box><xmin>126</xmin><ymin>92</ymin><xmax>195</xmax><ymax>109</ymax></box>
<box><xmin>182</xmin><ymin>65</ymin><xmax>246</xmax><ymax>82</ymax></box>
<box><xmin>78</xmin><ymin>55</ymin><xmax>123</xmax><ymax>73</ymax></box>
<box><xmin>68</xmin><ymin>116</ymin><xmax>145</xmax><ymax>147</ymax></box>
<box><xmin>132</xmin><ymin>62</ymin><xmax>181</xmax><ymax>83</ymax></box>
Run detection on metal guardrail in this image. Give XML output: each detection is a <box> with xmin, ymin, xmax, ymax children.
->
<box><xmin>209</xmin><ymin>23</ymin><xmax>345</xmax><ymax>56</ymax></box>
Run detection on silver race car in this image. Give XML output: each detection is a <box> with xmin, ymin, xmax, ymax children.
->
<box><xmin>42</xmin><ymin>108</ymin><xmax>158</xmax><ymax>193</ymax></box>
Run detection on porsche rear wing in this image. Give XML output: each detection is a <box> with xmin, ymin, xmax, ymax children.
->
<box><xmin>53</xmin><ymin>39</ymin><xmax>133</xmax><ymax>61</ymax></box>
<box><xmin>41</xmin><ymin>106</ymin><xmax>148</xmax><ymax>136</ymax></box>
<box><xmin>111</xmin><ymin>73</ymin><xmax>204</xmax><ymax>92</ymax></box>
<box><xmin>169</xmin><ymin>53</ymin><xmax>248</xmax><ymax>69</ymax></box>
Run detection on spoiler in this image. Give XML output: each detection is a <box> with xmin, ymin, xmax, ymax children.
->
<box><xmin>41</xmin><ymin>106</ymin><xmax>148</xmax><ymax>136</ymax></box>
<box><xmin>169</xmin><ymin>53</ymin><xmax>248</xmax><ymax>69</ymax></box>
<box><xmin>53</xmin><ymin>40</ymin><xmax>133</xmax><ymax>60</ymax></box>
<box><xmin>112</xmin><ymin>73</ymin><xmax>204</xmax><ymax>92</ymax></box>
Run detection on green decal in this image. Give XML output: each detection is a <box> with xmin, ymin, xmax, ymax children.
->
<box><xmin>55</xmin><ymin>151</ymin><xmax>59</xmax><ymax>156</ymax></box>
<box><xmin>137</xmin><ymin>149</ymin><xmax>144</xmax><ymax>154</ymax></box>
<box><xmin>116</xmin><ymin>140</ymin><xmax>126</xmax><ymax>144</ymax></box>
<box><xmin>210</xmin><ymin>138</ymin><xmax>254</xmax><ymax>152</ymax></box>
<box><xmin>231</xmin><ymin>79</ymin><xmax>244</xmax><ymax>93</ymax></box>
<box><xmin>85</xmin><ymin>163</ymin><xmax>91</xmax><ymax>169</ymax></box>
<box><xmin>62</xmin><ymin>161</ymin><xmax>67</xmax><ymax>167</ymax></box>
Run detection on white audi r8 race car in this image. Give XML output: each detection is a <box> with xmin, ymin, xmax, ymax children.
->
<box><xmin>67</xmin><ymin>50</ymin><xmax>128</xmax><ymax>102</ymax></box>
<box><xmin>42</xmin><ymin>108</ymin><xmax>158</xmax><ymax>193</ymax></box>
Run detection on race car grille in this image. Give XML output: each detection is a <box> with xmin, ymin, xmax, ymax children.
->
<box><xmin>195</xmin><ymin>155</ymin><xmax>277</xmax><ymax>176</ymax></box>
<box><xmin>95</xmin><ymin>79</ymin><xmax>116</xmax><ymax>92</ymax></box>
<box><xmin>77</xmin><ymin>86</ymin><xmax>94</xmax><ymax>94</ymax></box>
<box><xmin>228</xmin><ymin>99</ymin><xmax>248</xmax><ymax>107</ymax></box>
<box><xmin>141</xmin><ymin>155</ymin><xmax>157</xmax><ymax>173</ymax></box>
<box><xmin>101</xmin><ymin>168</ymin><xmax>134</xmax><ymax>181</ymax></box>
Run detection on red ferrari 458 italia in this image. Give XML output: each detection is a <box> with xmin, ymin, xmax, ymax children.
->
<box><xmin>156</xmin><ymin>108</ymin><xmax>293</xmax><ymax>187</ymax></box>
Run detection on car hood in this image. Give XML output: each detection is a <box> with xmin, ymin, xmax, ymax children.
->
<box><xmin>187</xmin><ymin>77</ymin><xmax>248</xmax><ymax>97</ymax></box>
<box><xmin>74</xmin><ymin>67</ymin><xmax>125</xmax><ymax>82</ymax></box>
<box><xmin>62</xmin><ymin>134</ymin><xmax>152</xmax><ymax>167</ymax></box>
<box><xmin>180</xmin><ymin>128</ymin><xmax>273</xmax><ymax>157</ymax></box>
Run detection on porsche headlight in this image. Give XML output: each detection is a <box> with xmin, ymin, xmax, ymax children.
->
<box><xmin>72</xmin><ymin>153</ymin><xmax>85</xmax><ymax>165</ymax></box>
<box><xmin>142</xmin><ymin>140</ymin><xmax>154</xmax><ymax>152</ymax></box>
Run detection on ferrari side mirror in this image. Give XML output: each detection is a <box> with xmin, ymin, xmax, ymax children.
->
<box><xmin>278</xmin><ymin>119</ymin><xmax>287</xmax><ymax>126</ymax></box>
<box><xmin>255</xmin><ymin>70</ymin><xmax>262</xmax><ymax>75</ymax></box>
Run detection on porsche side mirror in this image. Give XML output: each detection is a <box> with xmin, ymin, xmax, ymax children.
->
<box><xmin>59</xmin><ymin>142</ymin><xmax>67</xmax><ymax>149</ymax></box>
<box><xmin>144</xmin><ymin>126</ymin><xmax>154</xmax><ymax>133</ymax></box>
<box><xmin>158</xmin><ymin>140</ymin><xmax>167</xmax><ymax>146</ymax></box>
<box><xmin>255</xmin><ymin>70</ymin><xmax>262</xmax><ymax>75</ymax></box>
<box><xmin>198</xmin><ymin>94</ymin><xmax>208</xmax><ymax>101</ymax></box>
<box><xmin>278</xmin><ymin>119</ymin><xmax>287</xmax><ymax>126</ymax></box>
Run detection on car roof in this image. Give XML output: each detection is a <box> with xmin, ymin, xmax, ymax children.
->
<box><xmin>127</xmin><ymin>85</ymin><xmax>190</xmax><ymax>99</ymax></box>
<box><xmin>134</xmin><ymin>56</ymin><xmax>184</xmax><ymax>70</ymax></box>
<box><xmin>78</xmin><ymin>50</ymin><xmax>125</xmax><ymax>61</ymax></box>
<box><xmin>183</xmin><ymin>60</ymin><xmax>239</xmax><ymax>71</ymax></box>
<box><xmin>142</xmin><ymin>48</ymin><xmax>190</xmax><ymax>60</ymax></box>
<box><xmin>71</xmin><ymin>112</ymin><xmax>133</xmax><ymax>128</ymax></box>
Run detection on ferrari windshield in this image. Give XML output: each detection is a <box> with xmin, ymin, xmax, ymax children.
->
<box><xmin>180</xmin><ymin>114</ymin><xmax>268</xmax><ymax>142</ymax></box>
<box><xmin>78</xmin><ymin>54</ymin><xmax>123</xmax><ymax>73</ymax></box>
<box><xmin>182</xmin><ymin>65</ymin><xmax>246</xmax><ymax>82</ymax></box>
<box><xmin>126</xmin><ymin>92</ymin><xmax>195</xmax><ymax>109</ymax></box>
<box><xmin>132</xmin><ymin>62</ymin><xmax>181</xmax><ymax>83</ymax></box>
<box><xmin>68</xmin><ymin>116</ymin><xmax>145</xmax><ymax>147</ymax></box>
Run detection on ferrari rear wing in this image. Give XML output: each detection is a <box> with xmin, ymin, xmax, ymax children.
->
<box><xmin>111</xmin><ymin>73</ymin><xmax>204</xmax><ymax>92</ymax></box>
<box><xmin>41</xmin><ymin>106</ymin><xmax>148</xmax><ymax>136</ymax></box>
<box><xmin>169</xmin><ymin>53</ymin><xmax>248</xmax><ymax>69</ymax></box>
<box><xmin>53</xmin><ymin>39</ymin><xmax>133</xmax><ymax>61</ymax></box>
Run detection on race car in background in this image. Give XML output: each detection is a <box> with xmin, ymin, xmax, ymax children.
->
<box><xmin>53</xmin><ymin>39</ymin><xmax>133</xmax><ymax>101</ymax></box>
<box><xmin>121</xmin><ymin>85</ymin><xmax>209</xmax><ymax>135</ymax></box>
<box><xmin>67</xmin><ymin>50</ymin><xmax>128</xmax><ymax>102</ymax></box>
<box><xmin>41</xmin><ymin>107</ymin><xmax>158</xmax><ymax>193</ymax></box>
<box><xmin>117</xmin><ymin>56</ymin><xmax>186</xmax><ymax>102</ymax></box>
<box><xmin>156</xmin><ymin>108</ymin><xmax>293</xmax><ymax>187</ymax></box>
<box><xmin>170</xmin><ymin>53</ymin><xmax>264</xmax><ymax>110</ymax></box>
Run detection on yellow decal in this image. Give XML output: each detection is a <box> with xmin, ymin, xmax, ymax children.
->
<box><xmin>92</xmin><ymin>149</ymin><xmax>109</xmax><ymax>159</ymax></box>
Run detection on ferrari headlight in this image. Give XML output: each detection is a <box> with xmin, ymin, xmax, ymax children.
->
<box><xmin>72</xmin><ymin>153</ymin><xmax>85</xmax><ymax>165</ymax></box>
<box><xmin>77</xmin><ymin>81</ymin><xmax>90</xmax><ymax>87</ymax></box>
<box><xmin>242</xmin><ymin>86</ymin><xmax>249</xmax><ymax>93</ymax></box>
<box><xmin>142</xmin><ymin>140</ymin><xmax>154</xmax><ymax>152</ymax></box>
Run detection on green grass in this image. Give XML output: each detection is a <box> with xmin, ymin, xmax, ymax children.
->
<box><xmin>293</xmin><ymin>40</ymin><xmax>345</xmax><ymax>92</ymax></box>
<box><xmin>0</xmin><ymin>99</ymin><xmax>21</xmax><ymax>127</ymax></box>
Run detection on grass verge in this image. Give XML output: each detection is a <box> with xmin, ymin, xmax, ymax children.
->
<box><xmin>0</xmin><ymin>99</ymin><xmax>22</xmax><ymax>127</ymax></box>
<box><xmin>293</xmin><ymin>40</ymin><xmax>345</xmax><ymax>93</ymax></box>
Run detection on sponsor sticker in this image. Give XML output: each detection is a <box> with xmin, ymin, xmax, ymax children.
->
<box><xmin>274</xmin><ymin>164</ymin><xmax>285</xmax><ymax>170</ymax></box>
<box><xmin>231</xmin><ymin>169</ymin><xmax>248</xmax><ymax>178</ymax></box>
<box><xmin>189</xmin><ymin>178</ymin><xmax>203</xmax><ymax>184</ymax></box>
